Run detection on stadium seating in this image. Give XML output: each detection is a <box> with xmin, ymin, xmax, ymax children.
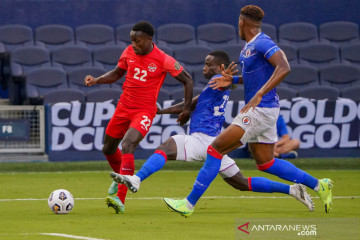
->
<box><xmin>162</xmin><ymin>73</ymin><xmax>183</xmax><ymax>91</ymax></box>
<box><xmin>93</xmin><ymin>45</ymin><xmax>126</xmax><ymax>71</ymax></box>
<box><xmin>197</xmin><ymin>23</ymin><xmax>237</xmax><ymax>48</ymax></box>
<box><xmin>279</xmin><ymin>22</ymin><xmax>318</xmax><ymax>47</ymax></box>
<box><xmin>276</xmin><ymin>86</ymin><xmax>298</xmax><ymax>100</ymax></box>
<box><xmin>157</xmin><ymin>88</ymin><xmax>171</xmax><ymax>104</ymax></box>
<box><xmin>341</xmin><ymin>43</ymin><xmax>360</xmax><ymax>66</ymax></box>
<box><xmin>174</xmin><ymin>45</ymin><xmax>212</xmax><ymax>72</ymax></box>
<box><xmin>0</xmin><ymin>24</ymin><xmax>39</xmax><ymax>51</ymax></box>
<box><xmin>25</xmin><ymin>67</ymin><xmax>68</xmax><ymax>104</ymax></box>
<box><xmin>116</xmin><ymin>23</ymin><xmax>134</xmax><ymax>46</ymax></box>
<box><xmin>298</xmin><ymin>43</ymin><xmax>340</xmax><ymax>67</ymax></box>
<box><xmin>192</xmin><ymin>68</ymin><xmax>208</xmax><ymax>88</ymax></box>
<box><xmin>75</xmin><ymin>24</ymin><xmax>118</xmax><ymax>49</ymax></box>
<box><xmin>298</xmin><ymin>86</ymin><xmax>340</xmax><ymax>100</ymax></box>
<box><xmin>159</xmin><ymin>45</ymin><xmax>174</xmax><ymax>56</ymax></box>
<box><xmin>52</xmin><ymin>45</ymin><xmax>101</xmax><ymax>72</ymax></box>
<box><xmin>229</xmin><ymin>86</ymin><xmax>245</xmax><ymax>102</ymax></box>
<box><xmin>35</xmin><ymin>24</ymin><xmax>76</xmax><ymax>50</ymax></box>
<box><xmin>68</xmin><ymin>67</ymin><xmax>108</xmax><ymax>93</ymax></box>
<box><xmin>170</xmin><ymin>86</ymin><xmax>203</xmax><ymax>100</ymax></box>
<box><xmin>341</xmin><ymin>86</ymin><xmax>360</xmax><ymax>101</ymax></box>
<box><xmin>262</xmin><ymin>23</ymin><xmax>278</xmax><ymax>42</ymax></box>
<box><xmin>43</xmin><ymin>89</ymin><xmax>85</xmax><ymax>104</ymax></box>
<box><xmin>319</xmin><ymin>63</ymin><xmax>360</xmax><ymax>89</ymax></box>
<box><xmin>278</xmin><ymin>43</ymin><xmax>298</xmax><ymax>64</ymax></box>
<box><xmin>280</xmin><ymin>65</ymin><xmax>319</xmax><ymax>89</ymax></box>
<box><xmin>86</xmin><ymin>88</ymin><xmax>123</xmax><ymax>102</ymax></box>
<box><xmin>221</xmin><ymin>44</ymin><xmax>244</xmax><ymax>64</ymax></box>
<box><xmin>157</xmin><ymin>24</ymin><xmax>196</xmax><ymax>50</ymax></box>
<box><xmin>319</xmin><ymin>21</ymin><xmax>359</xmax><ymax>46</ymax></box>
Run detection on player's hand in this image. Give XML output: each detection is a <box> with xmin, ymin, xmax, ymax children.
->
<box><xmin>209</xmin><ymin>62</ymin><xmax>238</xmax><ymax>89</ymax></box>
<box><xmin>156</xmin><ymin>107</ymin><xmax>163</xmax><ymax>114</ymax></box>
<box><xmin>177</xmin><ymin>109</ymin><xmax>190</xmax><ymax>125</ymax></box>
<box><xmin>241</xmin><ymin>93</ymin><xmax>263</xmax><ymax>113</ymax></box>
<box><xmin>84</xmin><ymin>75</ymin><xmax>97</xmax><ymax>86</ymax></box>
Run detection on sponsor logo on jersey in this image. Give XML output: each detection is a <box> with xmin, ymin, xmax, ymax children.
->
<box><xmin>174</xmin><ymin>61</ymin><xmax>181</xmax><ymax>70</ymax></box>
<box><xmin>242</xmin><ymin>116</ymin><xmax>251</xmax><ymax>125</ymax></box>
<box><xmin>148</xmin><ymin>63</ymin><xmax>157</xmax><ymax>72</ymax></box>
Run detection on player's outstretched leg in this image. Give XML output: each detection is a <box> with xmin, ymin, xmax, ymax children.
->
<box><xmin>111</xmin><ymin>173</ymin><xmax>140</xmax><ymax>193</ymax></box>
<box><xmin>105</xmin><ymin>196</ymin><xmax>125</xmax><ymax>214</ymax></box>
<box><xmin>257</xmin><ymin>158</ymin><xmax>333</xmax><ymax>213</ymax></box>
<box><xmin>108</xmin><ymin>181</ymin><xmax>118</xmax><ymax>195</ymax></box>
<box><xmin>163</xmin><ymin>198</ymin><xmax>194</xmax><ymax>218</ymax></box>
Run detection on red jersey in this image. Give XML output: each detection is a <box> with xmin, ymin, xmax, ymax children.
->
<box><xmin>117</xmin><ymin>44</ymin><xmax>183</xmax><ymax>112</ymax></box>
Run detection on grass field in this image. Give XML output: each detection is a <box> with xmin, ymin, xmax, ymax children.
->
<box><xmin>0</xmin><ymin>158</ymin><xmax>359</xmax><ymax>240</ymax></box>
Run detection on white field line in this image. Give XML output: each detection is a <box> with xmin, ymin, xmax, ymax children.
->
<box><xmin>0</xmin><ymin>196</ymin><xmax>359</xmax><ymax>202</ymax></box>
<box><xmin>40</xmin><ymin>233</ymin><xmax>108</xmax><ymax>240</ymax></box>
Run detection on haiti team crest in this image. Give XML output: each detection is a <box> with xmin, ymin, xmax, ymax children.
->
<box><xmin>242</xmin><ymin>116</ymin><xmax>251</xmax><ymax>125</ymax></box>
<box><xmin>148</xmin><ymin>63</ymin><xmax>157</xmax><ymax>72</ymax></box>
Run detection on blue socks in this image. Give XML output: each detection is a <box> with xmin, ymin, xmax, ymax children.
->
<box><xmin>135</xmin><ymin>150</ymin><xmax>167</xmax><ymax>181</ymax></box>
<box><xmin>187</xmin><ymin>146</ymin><xmax>222</xmax><ymax>206</ymax></box>
<box><xmin>249</xmin><ymin>177</ymin><xmax>290</xmax><ymax>194</ymax></box>
<box><xmin>258</xmin><ymin>158</ymin><xmax>318</xmax><ymax>190</ymax></box>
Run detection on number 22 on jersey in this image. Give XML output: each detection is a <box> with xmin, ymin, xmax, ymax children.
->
<box><xmin>134</xmin><ymin>68</ymin><xmax>147</xmax><ymax>82</ymax></box>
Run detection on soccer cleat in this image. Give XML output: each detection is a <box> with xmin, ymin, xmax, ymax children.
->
<box><xmin>279</xmin><ymin>151</ymin><xmax>298</xmax><ymax>159</ymax></box>
<box><xmin>110</xmin><ymin>172</ymin><xmax>140</xmax><ymax>193</ymax></box>
<box><xmin>291</xmin><ymin>184</ymin><xmax>314</xmax><ymax>212</ymax></box>
<box><xmin>163</xmin><ymin>198</ymin><xmax>194</xmax><ymax>218</ymax></box>
<box><xmin>105</xmin><ymin>196</ymin><xmax>125</xmax><ymax>214</ymax></box>
<box><xmin>108</xmin><ymin>181</ymin><xmax>118</xmax><ymax>195</ymax></box>
<box><xmin>317</xmin><ymin>178</ymin><xmax>333</xmax><ymax>213</ymax></box>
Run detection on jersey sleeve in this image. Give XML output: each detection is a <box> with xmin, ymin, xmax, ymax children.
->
<box><xmin>276</xmin><ymin>115</ymin><xmax>289</xmax><ymax>137</ymax></box>
<box><xmin>163</xmin><ymin>54</ymin><xmax>183</xmax><ymax>77</ymax></box>
<box><xmin>255</xmin><ymin>37</ymin><xmax>280</xmax><ymax>60</ymax></box>
<box><xmin>117</xmin><ymin>47</ymin><xmax>130</xmax><ymax>70</ymax></box>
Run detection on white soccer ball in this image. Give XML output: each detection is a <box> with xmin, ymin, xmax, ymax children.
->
<box><xmin>48</xmin><ymin>189</ymin><xmax>74</xmax><ymax>214</ymax></box>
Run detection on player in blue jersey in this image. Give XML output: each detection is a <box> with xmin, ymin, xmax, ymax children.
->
<box><xmin>110</xmin><ymin>50</ymin><xmax>314</xmax><ymax>212</ymax></box>
<box><xmin>162</xmin><ymin>5</ymin><xmax>333</xmax><ymax>217</ymax></box>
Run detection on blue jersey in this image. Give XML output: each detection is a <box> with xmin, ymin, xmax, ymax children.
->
<box><xmin>189</xmin><ymin>74</ymin><xmax>230</xmax><ymax>137</ymax></box>
<box><xmin>240</xmin><ymin>32</ymin><xmax>280</xmax><ymax>108</ymax></box>
<box><xmin>276</xmin><ymin>115</ymin><xmax>288</xmax><ymax>137</ymax></box>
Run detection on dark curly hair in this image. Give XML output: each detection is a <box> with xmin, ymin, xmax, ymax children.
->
<box><xmin>209</xmin><ymin>50</ymin><xmax>230</xmax><ymax>68</ymax></box>
<box><xmin>240</xmin><ymin>5</ymin><xmax>264</xmax><ymax>22</ymax></box>
<box><xmin>132</xmin><ymin>21</ymin><xmax>155</xmax><ymax>37</ymax></box>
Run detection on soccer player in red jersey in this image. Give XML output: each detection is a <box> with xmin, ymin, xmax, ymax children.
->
<box><xmin>84</xmin><ymin>21</ymin><xmax>193</xmax><ymax>214</ymax></box>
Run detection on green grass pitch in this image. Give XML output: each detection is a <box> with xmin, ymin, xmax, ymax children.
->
<box><xmin>0</xmin><ymin>159</ymin><xmax>359</xmax><ymax>240</ymax></box>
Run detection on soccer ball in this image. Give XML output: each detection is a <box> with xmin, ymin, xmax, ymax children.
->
<box><xmin>48</xmin><ymin>189</ymin><xmax>74</xmax><ymax>214</ymax></box>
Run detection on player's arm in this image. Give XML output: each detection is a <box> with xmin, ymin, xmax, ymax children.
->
<box><xmin>157</xmin><ymin>95</ymin><xmax>199</xmax><ymax>115</ymax></box>
<box><xmin>174</xmin><ymin>69</ymin><xmax>194</xmax><ymax>125</ymax></box>
<box><xmin>241</xmin><ymin>50</ymin><xmax>290</xmax><ymax>113</ymax></box>
<box><xmin>209</xmin><ymin>62</ymin><xmax>241</xmax><ymax>89</ymax></box>
<box><xmin>84</xmin><ymin>66</ymin><xmax>126</xmax><ymax>86</ymax></box>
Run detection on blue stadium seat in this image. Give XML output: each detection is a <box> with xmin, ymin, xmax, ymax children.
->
<box><xmin>25</xmin><ymin>67</ymin><xmax>67</xmax><ymax>104</ymax></box>
<box><xmin>35</xmin><ymin>24</ymin><xmax>75</xmax><ymax>50</ymax></box>
<box><xmin>192</xmin><ymin>68</ymin><xmax>207</xmax><ymax>88</ymax></box>
<box><xmin>162</xmin><ymin>73</ymin><xmax>183</xmax><ymax>91</ymax></box>
<box><xmin>157</xmin><ymin>24</ymin><xmax>196</xmax><ymax>50</ymax></box>
<box><xmin>320</xmin><ymin>64</ymin><xmax>360</xmax><ymax>89</ymax></box>
<box><xmin>262</xmin><ymin>23</ymin><xmax>277</xmax><ymax>42</ymax></box>
<box><xmin>276</xmin><ymin>86</ymin><xmax>297</xmax><ymax>100</ymax></box>
<box><xmin>298</xmin><ymin>86</ymin><xmax>339</xmax><ymax>100</ymax></box>
<box><xmin>93</xmin><ymin>45</ymin><xmax>126</xmax><ymax>71</ymax></box>
<box><xmin>197</xmin><ymin>23</ymin><xmax>237</xmax><ymax>48</ymax></box>
<box><xmin>116</xmin><ymin>23</ymin><xmax>134</xmax><ymax>46</ymax></box>
<box><xmin>52</xmin><ymin>45</ymin><xmax>100</xmax><ymax>72</ymax></box>
<box><xmin>220</xmin><ymin>44</ymin><xmax>244</xmax><ymax>64</ymax></box>
<box><xmin>341</xmin><ymin>86</ymin><xmax>360</xmax><ymax>101</ymax></box>
<box><xmin>174</xmin><ymin>45</ymin><xmax>212</xmax><ymax>72</ymax></box>
<box><xmin>229</xmin><ymin>86</ymin><xmax>245</xmax><ymax>102</ymax></box>
<box><xmin>278</xmin><ymin>43</ymin><xmax>298</xmax><ymax>64</ymax></box>
<box><xmin>157</xmin><ymin>88</ymin><xmax>171</xmax><ymax>104</ymax></box>
<box><xmin>319</xmin><ymin>21</ymin><xmax>359</xmax><ymax>46</ymax></box>
<box><xmin>68</xmin><ymin>67</ymin><xmax>108</xmax><ymax>93</ymax></box>
<box><xmin>341</xmin><ymin>43</ymin><xmax>360</xmax><ymax>66</ymax></box>
<box><xmin>43</xmin><ymin>89</ymin><xmax>85</xmax><ymax>104</ymax></box>
<box><xmin>281</xmin><ymin>65</ymin><xmax>319</xmax><ymax>89</ymax></box>
<box><xmin>279</xmin><ymin>22</ymin><xmax>318</xmax><ymax>47</ymax></box>
<box><xmin>86</xmin><ymin>88</ymin><xmax>123</xmax><ymax>102</ymax></box>
<box><xmin>158</xmin><ymin>45</ymin><xmax>174</xmax><ymax>57</ymax></box>
<box><xmin>298</xmin><ymin>43</ymin><xmax>340</xmax><ymax>67</ymax></box>
<box><xmin>170</xmin><ymin>87</ymin><xmax>203</xmax><ymax>100</ymax></box>
<box><xmin>0</xmin><ymin>24</ymin><xmax>39</xmax><ymax>51</ymax></box>
<box><xmin>75</xmin><ymin>24</ymin><xmax>117</xmax><ymax>49</ymax></box>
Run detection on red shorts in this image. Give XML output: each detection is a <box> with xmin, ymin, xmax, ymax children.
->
<box><xmin>105</xmin><ymin>103</ymin><xmax>156</xmax><ymax>139</ymax></box>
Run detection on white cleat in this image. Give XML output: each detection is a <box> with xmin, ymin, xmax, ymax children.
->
<box><xmin>290</xmin><ymin>184</ymin><xmax>314</xmax><ymax>212</ymax></box>
<box><xmin>110</xmin><ymin>172</ymin><xmax>141</xmax><ymax>193</ymax></box>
